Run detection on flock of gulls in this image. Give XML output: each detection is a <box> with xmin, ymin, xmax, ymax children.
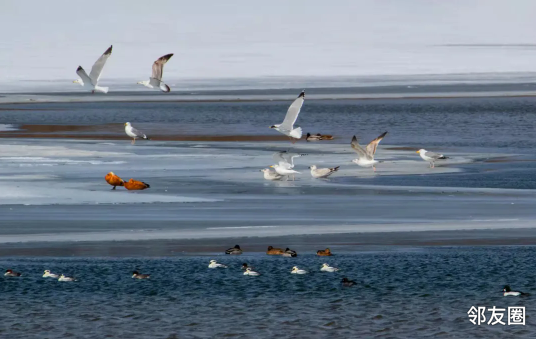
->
<box><xmin>73</xmin><ymin>45</ymin><xmax>174</xmax><ymax>93</ymax></box>
<box><xmin>74</xmin><ymin>45</ymin><xmax>449</xmax><ymax>186</ymax></box>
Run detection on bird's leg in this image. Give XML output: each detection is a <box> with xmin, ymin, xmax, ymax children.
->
<box><xmin>112</xmin><ymin>186</ymin><xmax>116</xmax><ymax>190</ymax></box>
<box><xmin>92</xmin><ymin>90</ymin><xmax>95</xmax><ymax>94</ymax></box>
<box><xmin>432</xmin><ymin>162</ymin><xmax>435</xmax><ymax>169</ymax></box>
<box><xmin>373</xmin><ymin>166</ymin><xmax>376</xmax><ymax>172</ymax></box>
<box><xmin>131</xmin><ymin>138</ymin><xmax>136</xmax><ymax>145</ymax></box>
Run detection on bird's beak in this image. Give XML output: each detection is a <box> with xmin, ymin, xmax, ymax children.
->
<box><xmin>269</xmin><ymin>165</ymin><xmax>274</xmax><ymax>168</ymax></box>
<box><xmin>72</xmin><ymin>80</ymin><xmax>77</xmax><ymax>83</ymax></box>
<box><xmin>416</xmin><ymin>150</ymin><xmax>420</xmax><ymax>154</ymax></box>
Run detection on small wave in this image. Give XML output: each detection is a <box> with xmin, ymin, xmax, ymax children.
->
<box><xmin>0</xmin><ymin>124</ymin><xmax>18</xmax><ymax>131</ymax></box>
<box><xmin>206</xmin><ymin>226</ymin><xmax>279</xmax><ymax>230</ymax></box>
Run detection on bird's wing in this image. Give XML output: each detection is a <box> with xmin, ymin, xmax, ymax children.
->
<box><xmin>424</xmin><ymin>151</ymin><xmax>443</xmax><ymax>159</ymax></box>
<box><xmin>76</xmin><ymin>66</ymin><xmax>93</xmax><ymax>86</ymax></box>
<box><xmin>315</xmin><ymin>168</ymin><xmax>333</xmax><ymax>177</ymax></box>
<box><xmin>350</xmin><ymin>136</ymin><xmax>369</xmax><ymax>159</ymax></box>
<box><xmin>366</xmin><ymin>131</ymin><xmax>388</xmax><ymax>157</ymax></box>
<box><xmin>89</xmin><ymin>45</ymin><xmax>112</xmax><ymax>84</ymax></box>
<box><xmin>273</xmin><ymin>151</ymin><xmax>306</xmax><ymax>167</ymax></box>
<box><xmin>130</xmin><ymin>127</ymin><xmax>146</xmax><ymax>138</ymax></box>
<box><xmin>280</xmin><ymin>91</ymin><xmax>305</xmax><ymax>130</ymax></box>
<box><xmin>151</xmin><ymin>53</ymin><xmax>173</xmax><ymax>81</ymax></box>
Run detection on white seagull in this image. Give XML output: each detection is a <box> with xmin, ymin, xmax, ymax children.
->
<box><xmin>260</xmin><ymin>168</ymin><xmax>284</xmax><ymax>181</ymax></box>
<box><xmin>208</xmin><ymin>260</ymin><xmax>227</xmax><ymax>269</ymax></box>
<box><xmin>271</xmin><ymin>151</ymin><xmax>306</xmax><ymax>180</ymax></box>
<box><xmin>73</xmin><ymin>45</ymin><xmax>112</xmax><ymax>94</ymax></box>
<box><xmin>270</xmin><ymin>91</ymin><xmax>305</xmax><ymax>143</ymax></box>
<box><xmin>309</xmin><ymin>165</ymin><xmax>339</xmax><ymax>178</ymax></box>
<box><xmin>416</xmin><ymin>149</ymin><xmax>449</xmax><ymax>168</ymax></box>
<box><xmin>124</xmin><ymin>122</ymin><xmax>149</xmax><ymax>145</ymax></box>
<box><xmin>137</xmin><ymin>54</ymin><xmax>174</xmax><ymax>92</ymax></box>
<box><xmin>351</xmin><ymin>131</ymin><xmax>388</xmax><ymax>172</ymax></box>
<box><xmin>320</xmin><ymin>263</ymin><xmax>339</xmax><ymax>272</ymax></box>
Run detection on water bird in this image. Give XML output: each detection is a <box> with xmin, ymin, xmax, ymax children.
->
<box><xmin>225</xmin><ymin>245</ymin><xmax>243</xmax><ymax>255</ymax></box>
<box><xmin>416</xmin><ymin>149</ymin><xmax>449</xmax><ymax>168</ymax></box>
<box><xmin>502</xmin><ymin>285</ymin><xmax>528</xmax><ymax>296</ymax></box>
<box><xmin>43</xmin><ymin>270</ymin><xmax>59</xmax><ymax>278</ymax></box>
<box><xmin>316</xmin><ymin>248</ymin><xmax>333</xmax><ymax>256</ymax></box>
<box><xmin>282</xmin><ymin>248</ymin><xmax>297</xmax><ymax>257</ymax></box>
<box><xmin>341</xmin><ymin>278</ymin><xmax>356</xmax><ymax>287</ymax></box>
<box><xmin>124</xmin><ymin>122</ymin><xmax>149</xmax><ymax>145</ymax></box>
<box><xmin>320</xmin><ymin>263</ymin><xmax>339</xmax><ymax>272</ymax></box>
<box><xmin>270</xmin><ymin>164</ymin><xmax>300</xmax><ymax>180</ymax></box>
<box><xmin>58</xmin><ymin>274</ymin><xmax>76</xmax><ymax>282</ymax></box>
<box><xmin>73</xmin><ymin>45</ymin><xmax>112</xmax><ymax>94</ymax></box>
<box><xmin>241</xmin><ymin>263</ymin><xmax>250</xmax><ymax>270</ymax></box>
<box><xmin>137</xmin><ymin>53</ymin><xmax>174</xmax><ymax>92</ymax></box>
<box><xmin>291</xmin><ymin>266</ymin><xmax>307</xmax><ymax>274</ymax></box>
<box><xmin>4</xmin><ymin>269</ymin><xmax>21</xmax><ymax>277</ymax></box>
<box><xmin>208</xmin><ymin>260</ymin><xmax>227</xmax><ymax>268</ymax></box>
<box><xmin>105</xmin><ymin>172</ymin><xmax>125</xmax><ymax>190</ymax></box>
<box><xmin>124</xmin><ymin>178</ymin><xmax>150</xmax><ymax>190</ymax></box>
<box><xmin>309</xmin><ymin>165</ymin><xmax>339</xmax><ymax>179</ymax></box>
<box><xmin>266</xmin><ymin>246</ymin><xmax>284</xmax><ymax>255</ymax></box>
<box><xmin>243</xmin><ymin>268</ymin><xmax>260</xmax><ymax>276</ymax></box>
<box><xmin>306</xmin><ymin>133</ymin><xmax>333</xmax><ymax>141</ymax></box>
<box><xmin>132</xmin><ymin>271</ymin><xmax>151</xmax><ymax>279</ymax></box>
<box><xmin>260</xmin><ymin>168</ymin><xmax>284</xmax><ymax>181</ymax></box>
<box><xmin>351</xmin><ymin>132</ymin><xmax>388</xmax><ymax>172</ymax></box>
<box><xmin>269</xmin><ymin>91</ymin><xmax>305</xmax><ymax>143</ymax></box>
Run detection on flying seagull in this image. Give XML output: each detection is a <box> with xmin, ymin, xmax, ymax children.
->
<box><xmin>137</xmin><ymin>54</ymin><xmax>174</xmax><ymax>92</ymax></box>
<box><xmin>351</xmin><ymin>131</ymin><xmax>388</xmax><ymax>172</ymax></box>
<box><xmin>416</xmin><ymin>149</ymin><xmax>449</xmax><ymax>168</ymax></box>
<box><xmin>270</xmin><ymin>91</ymin><xmax>305</xmax><ymax>143</ymax></box>
<box><xmin>124</xmin><ymin>122</ymin><xmax>148</xmax><ymax>144</ymax></box>
<box><xmin>73</xmin><ymin>45</ymin><xmax>112</xmax><ymax>94</ymax></box>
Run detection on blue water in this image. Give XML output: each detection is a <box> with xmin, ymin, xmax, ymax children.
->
<box><xmin>1</xmin><ymin>247</ymin><xmax>535</xmax><ymax>338</ymax></box>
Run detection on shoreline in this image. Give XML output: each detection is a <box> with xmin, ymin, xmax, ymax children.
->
<box><xmin>1</xmin><ymin>228</ymin><xmax>536</xmax><ymax>257</ymax></box>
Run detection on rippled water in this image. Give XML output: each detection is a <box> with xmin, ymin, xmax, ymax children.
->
<box><xmin>1</xmin><ymin>247</ymin><xmax>535</xmax><ymax>338</ymax></box>
<box><xmin>2</xmin><ymin>96</ymin><xmax>536</xmax><ymax>151</ymax></box>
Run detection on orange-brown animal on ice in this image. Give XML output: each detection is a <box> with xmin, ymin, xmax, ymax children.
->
<box><xmin>124</xmin><ymin>178</ymin><xmax>150</xmax><ymax>190</ymax></box>
<box><xmin>105</xmin><ymin>172</ymin><xmax>125</xmax><ymax>190</ymax></box>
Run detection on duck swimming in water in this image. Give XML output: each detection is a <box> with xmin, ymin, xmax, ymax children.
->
<box><xmin>341</xmin><ymin>277</ymin><xmax>356</xmax><ymax>287</ymax></box>
<box><xmin>291</xmin><ymin>266</ymin><xmax>307</xmax><ymax>274</ymax></box>
<box><xmin>320</xmin><ymin>263</ymin><xmax>339</xmax><ymax>272</ymax></box>
<box><xmin>4</xmin><ymin>269</ymin><xmax>21</xmax><ymax>277</ymax></box>
<box><xmin>243</xmin><ymin>268</ymin><xmax>260</xmax><ymax>276</ymax></box>
<box><xmin>503</xmin><ymin>285</ymin><xmax>528</xmax><ymax>296</ymax></box>
<box><xmin>225</xmin><ymin>245</ymin><xmax>243</xmax><ymax>255</ymax></box>
<box><xmin>266</xmin><ymin>246</ymin><xmax>284</xmax><ymax>255</ymax></box>
<box><xmin>316</xmin><ymin>248</ymin><xmax>333</xmax><ymax>256</ymax></box>
<box><xmin>58</xmin><ymin>274</ymin><xmax>76</xmax><ymax>282</ymax></box>
<box><xmin>132</xmin><ymin>271</ymin><xmax>151</xmax><ymax>279</ymax></box>
<box><xmin>43</xmin><ymin>270</ymin><xmax>59</xmax><ymax>278</ymax></box>
<box><xmin>208</xmin><ymin>260</ymin><xmax>227</xmax><ymax>269</ymax></box>
<box><xmin>282</xmin><ymin>248</ymin><xmax>297</xmax><ymax>257</ymax></box>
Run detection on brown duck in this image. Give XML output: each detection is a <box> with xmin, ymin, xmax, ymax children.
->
<box><xmin>124</xmin><ymin>178</ymin><xmax>150</xmax><ymax>190</ymax></box>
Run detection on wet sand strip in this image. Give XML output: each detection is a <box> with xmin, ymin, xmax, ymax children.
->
<box><xmin>1</xmin><ymin>228</ymin><xmax>535</xmax><ymax>257</ymax></box>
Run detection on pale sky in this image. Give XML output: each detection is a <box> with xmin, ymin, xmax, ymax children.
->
<box><xmin>1</xmin><ymin>0</ymin><xmax>536</xmax><ymax>83</ymax></box>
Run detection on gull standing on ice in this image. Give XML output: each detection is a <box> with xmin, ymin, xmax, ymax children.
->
<box><xmin>73</xmin><ymin>45</ymin><xmax>112</xmax><ymax>94</ymax></box>
<box><xmin>270</xmin><ymin>91</ymin><xmax>305</xmax><ymax>143</ymax></box>
<box><xmin>416</xmin><ymin>149</ymin><xmax>449</xmax><ymax>168</ymax></box>
<box><xmin>137</xmin><ymin>54</ymin><xmax>174</xmax><ymax>92</ymax></box>
<box><xmin>350</xmin><ymin>131</ymin><xmax>388</xmax><ymax>172</ymax></box>
<box><xmin>124</xmin><ymin>122</ymin><xmax>148</xmax><ymax>145</ymax></box>
<box><xmin>308</xmin><ymin>165</ymin><xmax>339</xmax><ymax>178</ymax></box>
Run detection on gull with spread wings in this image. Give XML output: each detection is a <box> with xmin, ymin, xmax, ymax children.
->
<box><xmin>270</xmin><ymin>91</ymin><xmax>305</xmax><ymax>143</ymax></box>
<box><xmin>73</xmin><ymin>45</ymin><xmax>112</xmax><ymax>94</ymax></box>
<box><xmin>270</xmin><ymin>151</ymin><xmax>307</xmax><ymax>181</ymax></box>
<box><xmin>137</xmin><ymin>53</ymin><xmax>174</xmax><ymax>92</ymax></box>
<box><xmin>350</xmin><ymin>131</ymin><xmax>388</xmax><ymax>172</ymax></box>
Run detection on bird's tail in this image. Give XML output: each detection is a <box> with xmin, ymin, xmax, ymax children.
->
<box><xmin>331</xmin><ymin>166</ymin><xmax>340</xmax><ymax>172</ymax></box>
<box><xmin>291</xmin><ymin>127</ymin><xmax>303</xmax><ymax>139</ymax></box>
<box><xmin>439</xmin><ymin>155</ymin><xmax>449</xmax><ymax>159</ymax></box>
<box><xmin>143</xmin><ymin>135</ymin><xmax>149</xmax><ymax>140</ymax></box>
<box><xmin>100</xmin><ymin>87</ymin><xmax>109</xmax><ymax>94</ymax></box>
